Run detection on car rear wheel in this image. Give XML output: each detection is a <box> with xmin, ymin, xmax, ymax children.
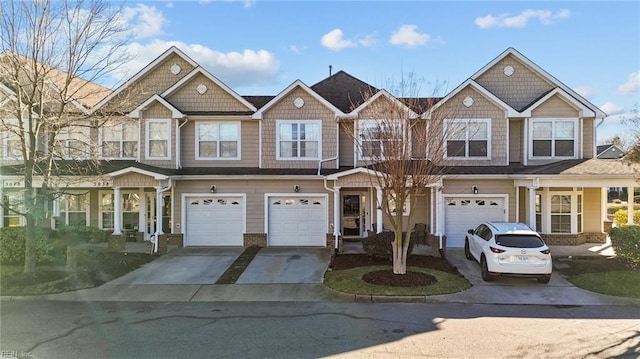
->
<box><xmin>481</xmin><ymin>256</ymin><xmax>493</xmax><ymax>282</ymax></box>
<box><xmin>464</xmin><ymin>239</ymin><xmax>473</xmax><ymax>260</ymax></box>
<box><xmin>537</xmin><ymin>275</ymin><xmax>551</xmax><ymax>284</ymax></box>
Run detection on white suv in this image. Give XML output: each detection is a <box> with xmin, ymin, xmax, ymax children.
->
<box><xmin>464</xmin><ymin>222</ymin><xmax>552</xmax><ymax>284</ymax></box>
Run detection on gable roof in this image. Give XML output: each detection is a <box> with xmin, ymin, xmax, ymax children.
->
<box><xmin>349</xmin><ymin>89</ymin><xmax>420</xmax><ymax>119</ymax></box>
<box><xmin>423</xmin><ymin>79</ymin><xmax>520</xmax><ymax>119</ymax></box>
<box><xmin>470</xmin><ymin>48</ymin><xmax>606</xmax><ymax>118</ymax></box>
<box><xmin>597</xmin><ymin>144</ymin><xmax>625</xmax><ymax>159</ymax></box>
<box><xmin>128</xmin><ymin>94</ymin><xmax>184</xmax><ymax>119</ymax></box>
<box><xmin>92</xmin><ymin>46</ymin><xmax>198</xmax><ymax>112</ymax></box>
<box><xmin>161</xmin><ymin>67</ymin><xmax>257</xmax><ymax>112</ymax></box>
<box><xmin>521</xmin><ymin>87</ymin><xmax>595</xmax><ymax>117</ymax></box>
<box><xmin>311</xmin><ymin>70</ymin><xmax>379</xmax><ymax>113</ymax></box>
<box><xmin>251</xmin><ymin>79</ymin><xmax>344</xmax><ymax>119</ymax></box>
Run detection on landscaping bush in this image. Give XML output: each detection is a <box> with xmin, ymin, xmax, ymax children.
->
<box><xmin>362</xmin><ymin>231</ymin><xmax>414</xmax><ymax>260</ymax></box>
<box><xmin>613</xmin><ymin>209</ymin><xmax>640</xmax><ymax>227</ymax></box>
<box><xmin>609</xmin><ymin>226</ymin><xmax>640</xmax><ymax>268</ymax></box>
<box><xmin>56</xmin><ymin>225</ymin><xmax>108</xmax><ymax>244</ymax></box>
<box><xmin>0</xmin><ymin>227</ymin><xmax>54</xmax><ymax>265</ymax></box>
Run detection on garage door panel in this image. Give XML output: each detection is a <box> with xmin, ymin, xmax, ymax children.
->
<box><xmin>268</xmin><ymin>196</ymin><xmax>326</xmax><ymax>247</ymax></box>
<box><xmin>186</xmin><ymin>196</ymin><xmax>244</xmax><ymax>246</ymax></box>
<box><xmin>444</xmin><ymin>197</ymin><xmax>505</xmax><ymax>248</ymax></box>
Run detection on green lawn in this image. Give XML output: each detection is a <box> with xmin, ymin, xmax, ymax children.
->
<box><xmin>567</xmin><ymin>270</ymin><xmax>640</xmax><ymax>298</ymax></box>
<box><xmin>325</xmin><ymin>265</ymin><xmax>471</xmax><ymax>296</ymax></box>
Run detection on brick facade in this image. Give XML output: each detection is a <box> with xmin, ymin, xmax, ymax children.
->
<box><xmin>541</xmin><ymin>232</ymin><xmax>607</xmax><ymax>245</ymax></box>
<box><xmin>244</xmin><ymin>233</ymin><xmax>267</xmax><ymax>247</ymax></box>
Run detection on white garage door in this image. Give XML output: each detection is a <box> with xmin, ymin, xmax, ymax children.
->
<box><xmin>185</xmin><ymin>196</ymin><xmax>244</xmax><ymax>246</ymax></box>
<box><xmin>268</xmin><ymin>196</ymin><xmax>327</xmax><ymax>246</ymax></box>
<box><xmin>444</xmin><ymin>197</ymin><xmax>506</xmax><ymax>247</ymax></box>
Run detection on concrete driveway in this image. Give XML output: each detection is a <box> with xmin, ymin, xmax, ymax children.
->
<box><xmin>433</xmin><ymin>249</ymin><xmax>636</xmax><ymax>306</ymax></box>
<box><xmin>108</xmin><ymin>246</ymin><xmax>330</xmax><ymax>285</ymax></box>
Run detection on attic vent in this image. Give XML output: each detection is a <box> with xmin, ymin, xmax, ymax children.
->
<box><xmin>503</xmin><ymin>65</ymin><xmax>514</xmax><ymax>77</ymax></box>
<box><xmin>197</xmin><ymin>83</ymin><xmax>208</xmax><ymax>95</ymax></box>
<box><xmin>170</xmin><ymin>64</ymin><xmax>181</xmax><ymax>75</ymax></box>
<box><xmin>463</xmin><ymin>96</ymin><xmax>474</xmax><ymax>108</ymax></box>
<box><xmin>294</xmin><ymin>97</ymin><xmax>304</xmax><ymax>108</ymax></box>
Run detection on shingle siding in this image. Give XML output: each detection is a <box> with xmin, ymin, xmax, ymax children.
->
<box><xmin>166</xmin><ymin>73</ymin><xmax>251</xmax><ymax>113</ymax></box>
<box><xmin>475</xmin><ymin>54</ymin><xmax>554</xmax><ymax>111</ymax></box>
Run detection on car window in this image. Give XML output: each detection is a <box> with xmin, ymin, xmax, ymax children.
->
<box><xmin>495</xmin><ymin>234</ymin><xmax>545</xmax><ymax>248</ymax></box>
<box><xmin>474</xmin><ymin>225</ymin><xmax>486</xmax><ymax>237</ymax></box>
<box><xmin>480</xmin><ymin>227</ymin><xmax>492</xmax><ymax>241</ymax></box>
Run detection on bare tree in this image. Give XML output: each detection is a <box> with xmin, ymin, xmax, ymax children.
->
<box><xmin>0</xmin><ymin>0</ymin><xmax>131</xmax><ymax>274</ymax></box>
<box><xmin>343</xmin><ymin>80</ymin><xmax>460</xmax><ymax>274</ymax></box>
<box><xmin>622</xmin><ymin>104</ymin><xmax>640</xmax><ymax>163</ymax></box>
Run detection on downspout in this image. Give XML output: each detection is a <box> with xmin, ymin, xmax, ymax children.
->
<box><xmin>323</xmin><ymin>176</ymin><xmax>340</xmax><ymax>259</ymax></box>
<box><xmin>153</xmin><ymin>179</ymin><xmax>173</xmax><ymax>253</ymax></box>
<box><xmin>176</xmin><ymin>118</ymin><xmax>189</xmax><ymax>169</ymax></box>
<box><xmin>317</xmin><ymin>156</ymin><xmax>338</xmax><ymax>176</ymax></box>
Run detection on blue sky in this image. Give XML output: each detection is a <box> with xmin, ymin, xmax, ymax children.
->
<box><xmin>116</xmin><ymin>1</ymin><xmax>640</xmax><ymax>145</ymax></box>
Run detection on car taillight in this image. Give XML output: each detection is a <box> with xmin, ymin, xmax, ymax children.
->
<box><xmin>490</xmin><ymin>246</ymin><xmax>505</xmax><ymax>253</ymax></box>
<box><xmin>540</xmin><ymin>249</ymin><xmax>551</xmax><ymax>255</ymax></box>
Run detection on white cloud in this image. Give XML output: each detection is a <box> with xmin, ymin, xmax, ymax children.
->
<box><xmin>389</xmin><ymin>25</ymin><xmax>430</xmax><ymax>47</ymax></box>
<box><xmin>601</xmin><ymin>101</ymin><xmax>625</xmax><ymax>115</ymax></box>
<box><xmin>321</xmin><ymin>29</ymin><xmax>357</xmax><ymax>51</ymax></box>
<box><xmin>116</xmin><ymin>40</ymin><xmax>279</xmax><ymax>88</ymax></box>
<box><xmin>475</xmin><ymin>9</ymin><xmax>571</xmax><ymax>29</ymax></box>
<box><xmin>121</xmin><ymin>4</ymin><xmax>167</xmax><ymax>39</ymax></box>
<box><xmin>617</xmin><ymin>71</ymin><xmax>640</xmax><ymax>94</ymax></box>
<box><xmin>359</xmin><ymin>34</ymin><xmax>377</xmax><ymax>48</ymax></box>
<box><xmin>166</xmin><ymin>2</ymin><xmax>173</xmax><ymax>8</ymax></box>
<box><xmin>574</xmin><ymin>85</ymin><xmax>594</xmax><ymax>99</ymax></box>
<box><xmin>243</xmin><ymin>0</ymin><xmax>256</xmax><ymax>8</ymax></box>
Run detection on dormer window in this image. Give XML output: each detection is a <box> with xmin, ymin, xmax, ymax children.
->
<box><xmin>529</xmin><ymin>119</ymin><xmax>577</xmax><ymax>159</ymax></box>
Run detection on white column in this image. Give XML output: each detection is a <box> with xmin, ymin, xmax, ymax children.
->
<box><xmin>138</xmin><ymin>187</ymin><xmax>145</xmax><ymax>232</ymax></box>
<box><xmin>333</xmin><ymin>187</ymin><xmax>340</xmax><ymax>238</ymax></box>
<box><xmin>376</xmin><ymin>187</ymin><xmax>383</xmax><ymax>233</ymax></box>
<box><xmin>436</xmin><ymin>186</ymin><xmax>444</xmax><ymax>235</ymax></box>
<box><xmin>628</xmin><ymin>186</ymin><xmax>634</xmax><ymax>226</ymax></box>
<box><xmin>528</xmin><ymin>186</ymin><xmax>536</xmax><ymax>229</ymax></box>
<box><xmin>113</xmin><ymin>187</ymin><xmax>122</xmax><ymax>235</ymax></box>
<box><xmin>601</xmin><ymin>187</ymin><xmax>607</xmax><ymax>232</ymax></box>
<box><xmin>156</xmin><ymin>187</ymin><xmax>164</xmax><ymax>235</ymax></box>
<box><xmin>430</xmin><ymin>187</ymin><xmax>435</xmax><ymax>234</ymax></box>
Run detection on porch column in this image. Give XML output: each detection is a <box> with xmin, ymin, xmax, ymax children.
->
<box><xmin>113</xmin><ymin>187</ymin><xmax>122</xmax><ymax>235</ymax></box>
<box><xmin>333</xmin><ymin>186</ymin><xmax>340</xmax><ymax>238</ymax></box>
<box><xmin>430</xmin><ymin>187</ymin><xmax>435</xmax><ymax>234</ymax></box>
<box><xmin>527</xmin><ymin>186</ymin><xmax>536</xmax><ymax>229</ymax></box>
<box><xmin>376</xmin><ymin>187</ymin><xmax>383</xmax><ymax>233</ymax></box>
<box><xmin>435</xmin><ymin>185</ymin><xmax>444</xmax><ymax>235</ymax></box>
<box><xmin>601</xmin><ymin>187</ymin><xmax>607</xmax><ymax>232</ymax></box>
<box><xmin>155</xmin><ymin>186</ymin><xmax>164</xmax><ymax>235</ymax></box>
<box><xmin>628</xmin><ymin>186</ymin><xmax>634</xmax><ymax>225</ymax></box>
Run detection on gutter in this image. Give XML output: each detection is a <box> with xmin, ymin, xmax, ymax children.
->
<box><xmin>317</xmin><ymin>156</ymin><xmax>338</xmax><ymax>176</ymax></box>
<box><xmin>176</xmin><ymin>118</ymin><xmax>189</xmax><ymax>169</ymax></box>
<box><xmin>152</xmin><ymin>179</ymin><xmax>173</xmax><ymax>253</ymax></box>
<box><xmin>323</xmin><ymin>176</ymin><xmax>340</xmax><ymax>257</ymax></box>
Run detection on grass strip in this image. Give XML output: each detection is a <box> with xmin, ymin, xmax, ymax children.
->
<box><xmin>215</xmin><ymin>246</ymin><xmax>262</xmax><ymax>284</ymax></box>
<box><xmin>567</xmin><ymin>270</ymin><xmax>640</xmax><ymax>298</ymax></box>
<box><xmin>325</xmin><ymin>265</ymin><xmax>471</xmax><ymax>296</ymax></box>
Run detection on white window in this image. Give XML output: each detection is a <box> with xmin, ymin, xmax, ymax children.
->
<box><xmin>2</xmin><ymin>191</ymin><xmax>24</xmax><ymax>227</ymax></box>
<box><xmin>537</xmin><ymin>189</ymin><xmax>583</xmax><ymax>234</ymax></box>
<box><xmin>530</xmin><ymin>119</ymin><xmax>577</xmax><ymax>158</ymax></box>
<box><xmin>445</xmin><ymin>119</ymin><xmax>490</xmax><ymax>159</ymax></box>
<box><xmin>1</xmin><ymin>118</ymin><xmax>24</xmax><ymax>159</ymax></box>
<box><xmin>550</xmin><ymin>194</ymin><xmax>572</xmax><ymax>233</ymax></box>
<box><xmin>99</xmin><ymin>191</ymin><xmax>140</xmax><ymax>230</ymax></box>
<box><xmin>54</xmin><ymin>126</ymin><xmax>90</xmax><ymax>159</ymax></box>
<box><xmin>196</xmin><ymin>122</ymin><xmax>240</xmax><ymax>160</ymax></box>
<box><xmin>387</xmin><ymin>191</ymin><xmax>410</xmax><ymax>216</ymax></box>
<box><xmin>99</xmin><ymin>192</ymin><xmax>114</xmax><ymax>230</ymax></box>
<box><xmin>101</xmin><ymin>122</ymin><xmax>138</xmax><ymax>159</ymax></box>
<box><xmin>55</xmin><ymin>192</ymin><xmax>89</xmax><ymax>227</ymax></box>
<box><xmin>276</xmin><ymin>120</ymin><xmax>321</xmax><ymax>160</ymax></box>
<box><xmin>146</xmin><ymin>119</ymin><xmax>171</xmax><ymax>160</ymax></box>
<box><xmin>358</xmin><ymin>119</ymin><xmax>407</xmax><ymax>160</ymax></box>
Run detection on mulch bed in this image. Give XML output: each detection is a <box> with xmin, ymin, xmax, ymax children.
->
<box><xmin>362</xmin><ymin>270</ymin><xmax>437</xmax><ymax>287</ymax></box>
<box><xmin>331</xmin><ymin>253</ymin><xmax>459</xmax><ymax>287</ymax></box>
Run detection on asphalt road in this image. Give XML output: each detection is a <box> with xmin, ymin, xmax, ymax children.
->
<box><xmin>1</xmin><ymin>301</ymin><xmax>639</xmax><ymax>359</ymax></box>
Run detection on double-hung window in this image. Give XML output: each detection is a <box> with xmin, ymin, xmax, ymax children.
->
<box><xmin>358</xmin><ymin>119</ymin><xmax>406</xmax><ymax>159</ymax></box>
<box><xmin>1</xmin><ymin>118</ymin><xmax>24</xmax><ymax>159</ymax></box>
<box><xmin>196</xmin><ymin>122</ymin><xmax>240</xmax><ymax>160</ymax></box>
<box><xmin>2</xmin><ymin>191</ymin><xmax>23</xmax><ymax>227</ymax></box>
<box><xmin>55</xmin><ymin>192</ymin><xmax>89</xmax><ymax>227</ymax></box>
<box><xmin>530</xmin><ymin>119</ymin><xmax>577</xmax><ymax>158</ymax></box>
<box><xmin>276</xmin><ymin>120</ymin><xmax>321</xmax><ymax>160</ymax></box>
<box><xmin>146</xmin><ymin>119</ymin><xmax>171</xmax><ymax>160</ymax></box>
<box><xmin>55</xmin><ymin>126</ymin><xmax>90</xmax><ymax>159</ymax></box>
<box><xmin>101</xmin><ymin>122</ymin><xmax>138</xmax><ymax>159</ymax></box>
<box><xmin>445</xmin><ymin>119</ymin><xmax>490</xmax><ymax>159</ymax></box>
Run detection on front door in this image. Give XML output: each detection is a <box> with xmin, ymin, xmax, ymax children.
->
<box><xmin>342</xmin><ymin>192</ymin><xmax>366</xmax><ymax>237</ymax></box>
